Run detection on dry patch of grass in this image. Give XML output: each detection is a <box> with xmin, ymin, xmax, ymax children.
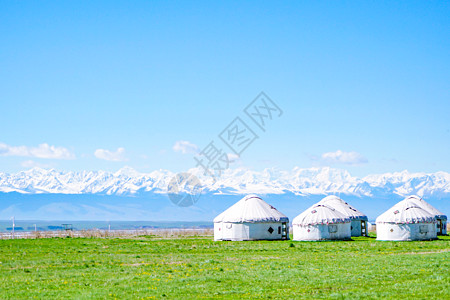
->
<box><xmin>0</xmin><ymin>228</ymin><xmax>213</xmax><ymax>240</ymax></box>
<box><xmin>393</xmin><ymin>249</ymin><xmax>450</xmax><ymax>255</ymax></box>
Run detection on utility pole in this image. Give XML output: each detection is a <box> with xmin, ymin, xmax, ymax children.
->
<box><xmin>10</xmin><ymin>216</ymin><xmax>15</xmax><ymax>239</ymax></box>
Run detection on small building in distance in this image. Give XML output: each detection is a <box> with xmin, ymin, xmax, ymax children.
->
<box><xmin>213</xmin><ymin>195</ymin><xmax>289</xmax><ymax>241</ymax></box>
<box><xmin>317</xmin><ymin>195</ymin><xmax>368</xmax><ymax>237</ymax></box>
<box><xmin>376</xmin><ymin>197</ymin><xmax>437</xmax><ymax>241</ymax></box>
<box><xmin>292</xmin><ymin>204</ymin><xmax>351</xmax><ymax>241</ymax></box>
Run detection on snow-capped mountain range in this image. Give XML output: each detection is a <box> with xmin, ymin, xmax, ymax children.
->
<box><xmin>1</xmin><ymin>166</ymin><xmax>449</xmax><ymax>199</ymax></box>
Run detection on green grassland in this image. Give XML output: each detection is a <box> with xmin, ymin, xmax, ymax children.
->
<box><xmin>0</xmin><ymin>235</ymin><xmax>449</xmax><ymax>299</ymax></box>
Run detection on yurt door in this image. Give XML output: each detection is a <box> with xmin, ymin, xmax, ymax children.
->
<box><xmin>437</xmin><ymin>220</ymin><xmax>443</xmax><ymax>235</ymax></box>
<box><xmin>281</xmin><ymin>222</ymin><xmax>288</xmax><ymax>240</ymax></box>
<box><xmin>361</xmin><ymin>221</ymin><xmax>367</xmax><ymax>237</ymax></box>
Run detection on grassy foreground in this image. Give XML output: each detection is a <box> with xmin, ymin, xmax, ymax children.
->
<box><xmin>0</xmin><ymin>235</ymin><xmax>449</xmax><ymax>299</ymax></box>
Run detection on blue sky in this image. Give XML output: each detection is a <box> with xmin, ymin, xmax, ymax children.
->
<box><xmin>1</xmin><ymin>1</ymin><xmax>449</xmax><ymax>177</ymax></box>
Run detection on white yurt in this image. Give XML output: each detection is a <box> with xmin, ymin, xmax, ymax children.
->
<box><xmin>292</xmin><ymin>204</ymin><xmax>351</xmax><ymax>241</ymax></box>
<box><xmin>404</xmin><ymin>195</ymin><xmax>447</xmax><ymax>235</ymax></box>
<box><xmin>213</xmin><ymin>195</ymin><xmax>289</xmax><ymax>241</ymax></box>
<box><xmin>317</xmin><ymin>195</ymin><xmax>369</xmax><ymax>237</ymax></box>
<box><xmin>376</xmin><ymin>198</ymin><xmax>437</xmax><ymax>241</ymax></box>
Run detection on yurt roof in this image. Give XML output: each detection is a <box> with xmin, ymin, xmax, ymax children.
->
<box><xmin>404</xmin><ymin>195</ymin><xmax>447</xmax><ymax>221</ymax></box>
<box><xmin>292</xmin><ymin>204</ymin><xmax>350</xmax><ymax>226</ymax></box>
<box><xmin>376</xmin><ymin>198</ymin><xmax>436</xmax><ymax>224</ymax></box>
<box><xmin>317</xmin><ymin>195</ymin><xmax>368</xmax><ymax>221</ymax></box>
<box><xmin>213</xmin><ymin>194</ymin><xmax>289</xmax><ymax>223</ymax></box>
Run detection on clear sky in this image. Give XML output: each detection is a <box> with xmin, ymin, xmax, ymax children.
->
<box><xmin>1</xmin><ymin>1</ymin><xmax>449</xmax><ymax>177</ymax></box>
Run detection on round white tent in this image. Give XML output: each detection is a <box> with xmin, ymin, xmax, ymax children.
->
<box><xmin>317</xmin><ymin>196</ymin><xmax>369</xmax><ymax>237</ymax></box>
<box><xmin>292</xmin><ymin>204</ymin><xmax>351</xmax><ymax>241</ymax></box>
<box><xmin>376</xmin><ymin>198</ymin><xmax>437</xmax><ymax>241</ymax></box>
<box><xmin>404</xmin><ymin>195</ymin><xmax>447</xmax><ymax>235</ymax></box>
<box><xmin>213</xmin><ymin>195</ymin><xmax>289</xmax><ymax>241</ymax></box>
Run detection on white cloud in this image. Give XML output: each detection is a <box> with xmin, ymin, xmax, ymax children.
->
<box><xmin>94</xmin><ymin>147</ymin><xmax>127</xmax><ymax>162</ymax></box>
<box><xmin>321</xmin><ymin>150</ymin><xmax>368</xmax><ymax>165</ymax></box>
<box><xmin>227</xmin><ymin>153</ymin><xmax>240</xmax><ymax>162</ymax></box>
<box><xmin>173</xmin><ymin>140</ymin><xmax>199</xmax><ymax>154</ymax></box>
<box><xmin>0</xmin><ymin>143</ymin><xmax>75</xmax><ymax>159</ymax></box>
<box><xmin>21</xmin><ymin>160</ymin><xmax>51</xmax><ymax>169</ymax></box>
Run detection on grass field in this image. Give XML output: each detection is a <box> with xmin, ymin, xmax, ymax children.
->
<box><xmin>0</xmin><ymin>234</ymin><xmax>449</xmax><ymax>299</ymax></box>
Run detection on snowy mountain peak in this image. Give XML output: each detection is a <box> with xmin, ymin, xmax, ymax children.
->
<box><xmin>114</xmin><ymin>166</ymin><xmax>141</xmax><ymax>178</ymax></box>
<box><xmin>0</xmin><ymin>167</ymin><xmax>449</xmax><ymax>198</ymax></box>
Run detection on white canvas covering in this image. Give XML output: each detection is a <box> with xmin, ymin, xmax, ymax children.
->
<box><xmin>214</xmin><ymin>222</ymin><xmax>288</xmax><ymax>241</ymax></box>
<box><xmin>404</xmin><ymin>195</ymin><xmax>447</xmax><ymax>235</ymax></box>
<box><xmin>292</xmin><ymin>204</ymin><xmax>351</xmax><ymax>241</ymax></box>
<box><xmin>317</xmin><ymin>196</ymin><xmax>368</xmax><ymax>236</ymax></box>
<box><xmin>214</xmin><ymin>195</ymin><xmax>289</xmax><ymax>241</ymax></box>
<box><xmin>376</xmin><ymin>223</ymin><xmax>436</xmax><ymax>241</ymax></box>
<box><xmin>376</xmin><ymin>198</ymin><xmax>437</xmax><ymax>241</ymax></box>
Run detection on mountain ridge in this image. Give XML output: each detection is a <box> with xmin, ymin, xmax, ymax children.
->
<box><xmin>0</xmin><ymin>167</ymin><xmax>449</xmax><ymax>199</ymax></box>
